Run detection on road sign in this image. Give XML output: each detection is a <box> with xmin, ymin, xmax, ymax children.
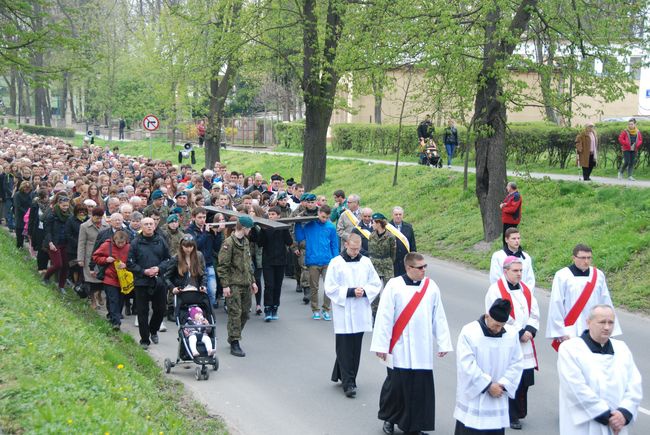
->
<box><xmin>143</xmin><ymin>114</ymin><xmax>160</xmax><ymax>131</ymax></box>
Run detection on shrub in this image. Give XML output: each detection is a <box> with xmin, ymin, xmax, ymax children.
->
<box><xmin>275</xmin><ymin>121</ymin><xmax>305</xmax><ymax>149</ymax></box>
<box><xmin>332</xmin><ymin>123</ymin><xmax>419</xmax><ymax>155</ymax></box>
<box><xmin>19</xmin><ymin>124</ymin><xmax>75</xmax><ymax>138</ymax></box>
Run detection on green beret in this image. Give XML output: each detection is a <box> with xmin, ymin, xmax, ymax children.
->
<box><xmin>166</xmin><ymin>214</ymin><xmax>179</xmax><ymax>223</ymax></box>
<box><xmin>238</xmin><ymin>215</ymin><xmax>254</xmax><ymax>228</ymax></box>
<box><xmin>302</xmin><ymin>193</ymin><xmax>316</xmax><ymax>201</ymax></box>
<box><xmin>277</xmin><ymin>192</ymin><xmax>288</xmax><ymax>200</ymax></box>
<box><xmin>371</xmin><ymin>212</ymin><xmax>386</xmax><ymax>221</ymax></box>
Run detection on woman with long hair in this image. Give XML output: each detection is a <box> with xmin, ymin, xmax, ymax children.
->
<box><xmin>164</xmin><ymin>234</ymin><xmax>207</xmax><ymax>319</ymax></box>
<box><xmin>87</xmin><ymin>183</ymin><xmax>102</xmax><ymax>205</ymax></box>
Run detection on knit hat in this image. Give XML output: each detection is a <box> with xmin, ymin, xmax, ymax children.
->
<box><xmin>151</xmin><ymin>190</ymin><xmax>163</xmax><ymax>200</ymax></box>
<box><xmin>489</xmin><ymin>298</ymin><xmax>511</xmax><ymax>323</ymax></box>
<box><xmin>238</xmin><ymin>215</ymin><xmax>254</xmax><ymax>228</ymax></box>
<box><xmin>189</xmin><ymin>306</ymin><xmax>203</xmax><ymax>319</ymax></box>
<box><xmin>166</xmin><ymin>213</ymin><xmax>179</xmax><ymax>224</ymax></box>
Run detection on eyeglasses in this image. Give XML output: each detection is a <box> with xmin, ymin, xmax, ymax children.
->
<box><xmin>408</xmin><ymin>264</ymin><xmax>427</xmax><ymax>270</ymax></box>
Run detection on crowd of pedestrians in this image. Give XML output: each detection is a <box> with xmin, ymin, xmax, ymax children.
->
<box><xmin>0</xmin><ymin>127</ymin><xmax>643</xmax><ymax>435</ymax></box>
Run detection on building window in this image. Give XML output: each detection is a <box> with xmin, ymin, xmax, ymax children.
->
<box><xmin>630</xmin><ymin>56</ymin><xmax>642</xmax><ymax>80</ymax></box>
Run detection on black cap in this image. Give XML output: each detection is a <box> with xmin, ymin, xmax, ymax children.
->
<box><xmin>489</xmin><ymin>298</ymin><xmax>511</xmax><ymax>323</ymax></box>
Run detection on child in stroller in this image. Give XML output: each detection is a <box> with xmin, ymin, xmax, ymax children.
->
<box><xmin>185</xmin><ymin>306</ymin><xmax>215</xmax><ymax>357</ymax></box>
<box><xmin>418</xmin><ymin>138</ymin><xmax>443</xmax><ymax>167</ymax></box>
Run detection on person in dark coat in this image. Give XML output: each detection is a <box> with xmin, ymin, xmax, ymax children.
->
<box><xmin>127</xmin><ymin>217</ymin><xmax>171</xmax><ymax>349</ymax></box>
<box><xmin>256</xmin><ymin>206</ymin><xmax>295</xmax><ymax>321</ymax></box>
<box><xmin>65</xmin><ymin>202</ymin><xmax>88</xmax><ymax>286</ymax></box>
<box><xmin>27</xmin><ymin>189</ymin><xmax>50</xmax><ymax>273</ymax></box>
<box><xmin>13</xmin><ymin>181</ymin><xmax>32</xmax><ymax>249</ymax></box>
<box><xmin>43</xmin><ymin>195</ymin><xmax>72</xmax><ymax>293</ymax></box>
<box><xmin>390</xmin><ymin>206</ymin><xmax>416</xmax><ymax>277</ymax></box>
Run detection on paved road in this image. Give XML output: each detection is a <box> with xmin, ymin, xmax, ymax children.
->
<box><xmin>119</xmin><ymin>255</ymin><xmax>650</xmax><ymax>435</ymax></box>
<box><xmin>226</xmin><ymin>148</ymin><xmax>650</xmax><ymax>188</ymax></box>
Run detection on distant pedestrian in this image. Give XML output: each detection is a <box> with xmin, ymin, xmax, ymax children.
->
<box><xmin>499</xmin><ymin>182</ymin><xmax>521</xmax><ymax>246</ymax></box>
<box><xmin>618</xmin><ymin>118</ymin><xmax>643</xmax><ymax>181</ymax></box>
<box><xmin>443</xmin><ymin>119</ymin><xmax>459</xmax><ymax>168</ymax></box>
<box><xmin>576</xmin><ymin>122</ymin><xmax>598</xmax><ymax>181</ymax></box>
<box><xmin>324</xmin><ymin>234</ymin><xmax>381</xmax><ymax>398</ymax></box>
<box><xmin>118</xmin><ymin>117</ymin><xmax>126</xmax><ymax>140</ymax></box>
<box><xmin>197</xmin><ymin>120</ymin><xmax>206</xmax><ymax>147</ymax></box>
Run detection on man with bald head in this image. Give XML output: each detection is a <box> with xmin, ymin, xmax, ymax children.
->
<box><xmin>558</xmin><ymin>305</ymin><xmax>642</xmax><ymax>435</ymax></box>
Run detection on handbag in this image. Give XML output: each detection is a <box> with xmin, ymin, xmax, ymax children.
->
<box><xmin>115</xmin><ymin>260</ymin><xmax>135</xmax><ymax>295</ymax></box>
<box><xmin>95</xmin><ymin>241</ymin><xmax>112</xmax><ymax>281</ymax></box>
<box><xmin>73</xmin><ymin>282</ymin><xmax>89</xmax><ymax>299</ymax></box>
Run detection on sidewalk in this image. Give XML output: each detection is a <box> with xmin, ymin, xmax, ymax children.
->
<box><xmin>227</xmin><ymin>148</ymin><xmax>650</xmax><ymax>188</ymax></box>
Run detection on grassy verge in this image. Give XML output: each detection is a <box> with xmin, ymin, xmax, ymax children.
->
<box><xmin>0</xmin><ymin>231</ymin><xmax>227</xmax><ymax>434</ymax></box>
<box><xmin>73</xmin><ymin>137</ymin><xmax>650</xmax><ymax>311</ymax></box>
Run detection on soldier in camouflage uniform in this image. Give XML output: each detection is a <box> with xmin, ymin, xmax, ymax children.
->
<box><xmin>217</xmin><ymin>215</ymin><xmax>257</xmax><ymax>357</ymax></box>
<box><xmin>143</xmin><ymin>190</ymin><xmax>170</xmax><ymax>223</ymax></box>
<box><xmin>172</xmin><ymin>191</ymin><xmax>192</xmax><ymax>230</ymax></box>
<box><xmin>291</xmin><ymin>193</ymin><xmax>319</xmax><ymax>303</ymax></box>
<box><xmin>368</xmin><ymin>212</ymin><xmax>396</xmax><ymax>319</ymax></box>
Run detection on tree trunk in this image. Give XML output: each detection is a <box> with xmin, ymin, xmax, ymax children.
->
<box><xmin>7</xmin><ymin>70</ymin><xmax>17</xmax><ymax>116</ymax></box>
<box><xmin>473</xmin><ymin>0</ymin><xmax>537</xmax><ymax>242</ymax></box>
<box><xmin>372</xmin><ymin>76</ymin><xmax>382</xmax><ymax>124</ymax></box>
<box><xmin>302</xmin><ymin>105</ymin><xmax>330</xmax><ymax>190</ymax></box>
<box><xmin>205</xmin><ymin>63</ymin><xmax>236</xmax><ymax>168</ymax></box>
<box><xmin>535</xmin><ymin>35</ymin><xmax>560</xmax><ymax>124</ymax></box>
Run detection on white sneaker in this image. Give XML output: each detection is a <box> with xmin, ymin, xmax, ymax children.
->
<box><xmin>629</xmin><ymin>176</ymin><xmax>636</xmax><ymax>181</ymax></box>
<box><xmin>159</xmin><ymin>321</ymin><xmax>167</xmax><ymax>332</ymax></box>
<box><xmin>618</xmin><ymin>172</ymin><xmax>623</xmax><ymax>179</ymax></box>
<box><xmin>134</xmin><ymin>317</ymin><xmax>139</xmax><ymax>327</ymax></box>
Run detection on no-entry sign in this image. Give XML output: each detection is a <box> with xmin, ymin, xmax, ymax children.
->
<box><xmin>143</xmin><ymin>114</ymin><xmax>160</xmax><ymax>131</ymax></box>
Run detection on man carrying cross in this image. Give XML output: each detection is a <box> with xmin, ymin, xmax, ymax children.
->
<box><xmin>370</xmin><ymin>252</ymin><xmax>453</xmax><ymax>435</ymax></box>
<box><xmin>484</xmin><ymin>256</ymin><xmax>540</xmax><ymax>430</ymax></box>
<box><xmin>546</xmin><ymin>244</ymin><xmax>621</xmax><ymax>350</ymax></box>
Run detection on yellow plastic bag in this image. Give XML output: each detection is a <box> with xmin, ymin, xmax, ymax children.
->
<box><xmin>115</xmin><ymin>260</ymin><xmax>135</xmax><ymax>295</ymax></box>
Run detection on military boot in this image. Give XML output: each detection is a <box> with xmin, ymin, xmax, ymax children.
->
<box><xmin>230</xmin><ymin>340</ymin><xmax>246</xmax><ymax>357</ymax></box>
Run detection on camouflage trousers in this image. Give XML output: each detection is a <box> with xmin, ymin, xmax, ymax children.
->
<box><xmin>226</xmin><ymin>284</ymin><xmax>252</xmax><ymax>342</ymax></box>
<box><xmin>294</xmin><ymin>245</ymin><xmax>310</xmax><ymax>289</ymax></box>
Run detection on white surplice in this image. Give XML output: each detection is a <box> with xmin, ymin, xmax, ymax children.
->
<box><xmin>484</xmin><ymin>277</ymin><xmax>540</xmax><ymax>369</ymax></box>
<box><xmin>546</xmin><ymin>267</ymin><xmax>621</xmax><ymax>339</ymax></box>
<box><xmin>370</xmin><ymin>276</ymin><xmax>453</xmax><ymax>370</ymax></box>
<box><xmin>454</xmin><ymin>320</ymin><xmax>524</xmax><ymax>430</ymax></box>
<box><xmin>557</xmin><ymin>337</ymin><xmax>643</xmax><ymax>435</ymax></box>
<box><xmin>489</xmin><ymin>250</ymin><xmax>536</xmax><ymax>290</ymax></box>
<box><xmin>324</xmin><ymin>255</ymin><xmax>381</xmax><ymax>334</ymax></box>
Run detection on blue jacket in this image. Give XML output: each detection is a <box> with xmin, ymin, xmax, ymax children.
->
<box><xmin>186</xmin><ymin>222</ymin><xmax>222</xmax><ymax>267</ymax></box>
<box><xmin>295</xmin><ymin>219</ymin><xmax>339</xmax><ymax>266</ymax></box>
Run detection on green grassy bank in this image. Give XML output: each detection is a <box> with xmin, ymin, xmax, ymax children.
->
<box><xmin>0</xmin><ymin>232</ymin><xmax>227</xmax><ymax>434</ymax></box>
<box><xmin>79</xmin><ymin>137</ymin><xmax>650</xmax><ymax>311</ymax></box>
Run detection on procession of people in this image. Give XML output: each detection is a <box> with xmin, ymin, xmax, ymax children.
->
<box><xmin>0</xmin><ymin>126</ymin><xmax>644</xmax><ymax>435</ymax></box>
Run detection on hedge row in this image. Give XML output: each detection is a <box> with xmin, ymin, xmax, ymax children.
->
<box><xmin>19</xmin><ymin>124</ymin><xmax>76</xmax><ymax>138</ymax></box>
<box><xmin>276</xmin><ymin>121</ymin><xmax>650</xmax><ymax>168</ymax></box>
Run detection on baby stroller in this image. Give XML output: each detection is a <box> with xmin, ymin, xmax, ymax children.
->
<box><xmin>418</xmin><ymin>139</ymin><xmax>443</xmax><ymax>168</ymax></box>
<box><xmin>163</xmin><ymin>289</ymin><xmax>219</xmax><ymax>381</ymax></box>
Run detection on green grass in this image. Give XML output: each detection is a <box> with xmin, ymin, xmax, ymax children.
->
<box><xmin>0</xmin><ymin>232</ymin><xmax>227</xmax><ymax>434</ymax></box>
<box><xmin>74</xmin><ymin>136</ymin><xmax>650</xmax><ymax>311</ymax></box>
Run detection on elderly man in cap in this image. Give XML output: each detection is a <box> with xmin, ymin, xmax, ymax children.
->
<box><xmin>217</xmin><ymin>215</ymin><xmax>258</xmax><ymax>357</ymax></box>
<box><xmin>485</xmin><ymin>256</ymin><xmax>540</xmax><ymax>430</ymax></box>
<box><xmin>143</xmin><ymin>189</ymin><xmax>169</xmax><ymax>222</ymax></box>
<box><xmin>454</xmin><ymin>298</ymin><xmax>524</xmax><ymax>435</ymax></box>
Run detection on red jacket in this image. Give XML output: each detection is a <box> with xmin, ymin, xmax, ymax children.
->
<box><xmin>501</xmin><ymin>191</ymin><xmax>522</xmax><ymax>225</ymax></box>
<box><xmin>92</xmin><ymin>238</ymin><xmax>130</xmax><ymax>288</ymax></box>
<box><xmin>618</xmin><ymin>130</ymin><xmax>643</xmax><ymax>152</ymax></box>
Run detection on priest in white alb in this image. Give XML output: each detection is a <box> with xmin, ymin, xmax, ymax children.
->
<box><xmin>546</xmin><ymin>244</ymin><xmax>621</xmax><ymax>350</ymax></box>
<box><xmin>557</xmin><ymin>304</ymin><xmax>642</xmax><ymax>435</ymax></box>
<box><xmin>488</xmin><ymin>228</ymin><xmax>535</xmax><ymax>290</ymax></box>
<box><xmin>484</xmin><ymin>256</ymin><xmax>539</xmax><ymax>430</ymax></box>
<box><xmin>370</xmin><ymin>252</ymin><xmax>453</xmax><ymax>435</ymax></box>
<box><xmin>454</xmin><ymin>298</ymin><xmax>524</xmax><ymax>435</ymax></box>
<box><xmin>324</xmin><ymin>233</ymin><xmax>381</xmax><ymax>398</ymax></box>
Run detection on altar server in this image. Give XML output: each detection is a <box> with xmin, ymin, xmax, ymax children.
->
<box><xmin>324</xmin><ymin>233</ymin><xmax>382</xmax><ymax>398</ymax></box>
<box><xmin>546</xmin><ymin>244</ymin><xmax>621</xmax><ymax>350</ymax></box>
<box><xmin>488</xmin><ymin>228</ymin><xmax>535</xmax><ymax>289</ymax></box>
<box><xmin>484</xmin><ymin>256</ymin><xmax>539</xmax><ymax>430</ymax></box>
<box><xmin>557</xmin><ymin>304</ymin><xmax>642</xmax><ymax>435</ymax></box>
<box><xmin>370</xmin><ymin>252</ymin><xmax>453</xmax><ymax>435</ymax></box>
<box><xmin>454</xmin><ymin>299</ymin><xmax>524</xmax><ymax>435</ymax></box>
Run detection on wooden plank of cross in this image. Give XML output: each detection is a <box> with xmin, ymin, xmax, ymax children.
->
<box><xmin>203</xmin><ymin>206</ymin><xmax>319</xmax><ymax>229</ymax></box>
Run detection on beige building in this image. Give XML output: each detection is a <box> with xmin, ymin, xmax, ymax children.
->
<box><xmin>331</xmin><ymin>68</ymin><xmax>642</xmax><ymax>128</ymax></box>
